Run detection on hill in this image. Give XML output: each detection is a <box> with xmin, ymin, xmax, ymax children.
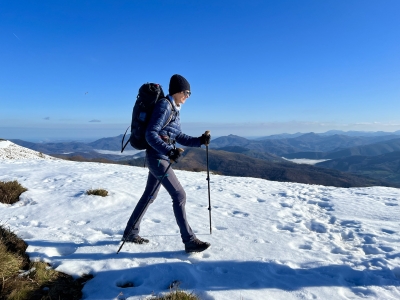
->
<box><xmin>211</xmin><ymin>133</ymin><xmax>400</xmax><ymax>156</ymax></box>
<box><xmin>123</xmin><ymin>148</ymin><xmax>395</xmax><ymax>188</ymax></box>
<box><xmin>283</xmin><ymin>137</ymin><xmax>400</xmax><ymax>160</ymax></box>
<box><xmin>316</xmin><ymin>151</ymin><xmax>400</xmax><ymax>184</ymax></box>
<box><xmin>0</xmin><ymin>140</ymin><xmax>56</xmax><ymax>160</ymax></box>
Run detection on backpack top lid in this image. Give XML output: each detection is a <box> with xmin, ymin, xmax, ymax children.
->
<box><xmin>137</xmin><ymin>83</ymin><xmax>165</xmax><ymax>106</ymax></box>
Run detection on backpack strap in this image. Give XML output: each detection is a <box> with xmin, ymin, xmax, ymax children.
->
<box><xmin>121</xmin><ymin>125</ymin><xmax>131</xmax><ymax>153</ymax></box>
<box><xmin>162</xmin><ymin>99</ymin><xmax>176</xmax><ymax>130</ymax></box>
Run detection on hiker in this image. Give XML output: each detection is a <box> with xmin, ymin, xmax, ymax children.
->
<box><xmin>122</xmin><ymin>74</ymin><xmax>211</xmax><ymax>253</ymax></box>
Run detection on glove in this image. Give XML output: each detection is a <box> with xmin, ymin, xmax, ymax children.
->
<box><xmin>199</xmin><ymin>133</ymin><xmax>211</xmax><ymax>146</ymax></box>
<box><xmin>167</xmin><ymin>148</ymin><xmax>182</xmax><ymax>163</ymax></box>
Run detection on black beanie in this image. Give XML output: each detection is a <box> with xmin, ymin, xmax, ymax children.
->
<box><xmin>169</xmin><ymin>74</ymin><xmax>190</xmax><ymax>96</ymax></box>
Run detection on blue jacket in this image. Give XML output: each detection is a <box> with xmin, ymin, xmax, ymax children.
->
<box><xmin>145</xmin><ymin>96</ymin><xmax>202</xmax><ymax>161</ymax></box>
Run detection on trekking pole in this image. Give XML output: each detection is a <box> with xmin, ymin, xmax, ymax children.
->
<box><xmin>204</xmin><ymin>130</ymin><xmax>212</xmax><ymax>234</ymax></box>
<box><xmin>117</xmin><ymin>148</ymin><xmax>184</xmax><ymax>254</ymax></box>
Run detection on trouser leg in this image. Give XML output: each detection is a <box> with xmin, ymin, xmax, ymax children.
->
<box><xmin>123</xmin><ymin>157</ymin><xmax>196</xmax><ymax>243</ymax></box>
<box><xmin>123</xmin><ymin>170</ymin><xmax>161</xmax><ymax>238</ymax></box>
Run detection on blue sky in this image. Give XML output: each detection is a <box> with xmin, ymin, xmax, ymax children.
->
<box><xmin>1</xmin><ymin>1</ymin><xmax>399</xmax><ymax>141</ymax></box>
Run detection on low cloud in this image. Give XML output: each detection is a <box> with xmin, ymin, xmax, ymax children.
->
<box><xmin>89</xmin><ymin>119</ymin><xmax>101</xmax><ymax>123</ymax></box>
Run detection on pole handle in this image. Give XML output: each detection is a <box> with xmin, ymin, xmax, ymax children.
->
<box><xmin>204</xmin><ymin>130</ymin><xmax>211</xmax><ymax>146</ymax></box>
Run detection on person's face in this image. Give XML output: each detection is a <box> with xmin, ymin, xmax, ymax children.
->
<box><xmin>173</xmin><ymin>90</ymin><xmax>191</xmax><ymax>106</ymax></box>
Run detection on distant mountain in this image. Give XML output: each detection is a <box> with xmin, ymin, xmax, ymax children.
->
<box><xmin>216</xmin><ymin>146</ymin><xmax>286</xmax><ymax>162</ymax></box>
<box><xmin>10</xmin><ymin>139</ymin><xmax>92</xmax><ymax>153</ymax></box>
<box><xmin>207</xmin><ymin>134</ymin><xmax>251</xmax><ymax>148</ymax></box>
<box><xmin>122</xmin><ymin>148</ymin><xmax>395</xmax><ymax>188</ymax></box>
<box><xmin>257</xmin><ymin>130</ymin><xmax>400</xmax><ymax>139</ymax></box>
<box><xmin>285</xmin><ymin>137</ymin><xmax>400</xmax><ymax>160</ymax></box>
<box><xmin>88</xmin><ymin>134</ymin><xmax>133</xmax><ymax>151</ymax></box>
<box><xmin>319</xmin><ymin>130</ymin><xmax>400</xmax><ymax>137</ymax></box>
<box><xmin>255</xmin><ymin>133</ymin><xmax>304</xmax><ymax>140</ymax></box>
<box><xmin>12</xmin><ymin>132</ymin><xmax>400</xmax><ymax>158</ymax></box>
<box><xmin>325</xmin><ymin>137</ymin><xmax>400</xmax><ymax>159</ymax></box>
<box><xmin>11</xmin><ymin>135</ymin><xmax>135</xmax><ymax>154</ymax></box>
<box><xmin>211</xmin><ymin>133</ymin><xmax>400</xmax><ymax>156</ymax></box>
<box><xmin>316</xmin><ymin>151</ymin><xmax>400</xmax><ymax>185</ymax></box>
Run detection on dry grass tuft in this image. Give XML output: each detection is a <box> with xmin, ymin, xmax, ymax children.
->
<box><xmin>151</xmin><ymin>290</ymin><xmax>200</xmax><ymax>300</ymax></box>
<box><xmin>0</xmin><ymin>180</ymin><xmax>28</xmax><ymax>204</ymax></box>
<box><xmin>0</xmin><ymin>225</ymin><xmax>92</xmax><ymax>299</ymax></box>
<box><xmin>86</xmin><ymin>188</ymin><xmax>108</xmax><ymax>197</ymax></box>
<box><xmin>0</xmin><ymin>225</ymin><xmax>30</xmax><ymax>268</ymax></box>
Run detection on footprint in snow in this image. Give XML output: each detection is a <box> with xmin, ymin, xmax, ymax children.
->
<box><xmin>331</xmin><ymin>247</ymin><xmax>350</xmax><ymax>255</ymax></box>
<box><xmin>381</xmin><ymin>228</ymin><xmax>396</xmax><ymax>235</ymax></box>
<box><xmin>316</xmin><ymin>201</ymin><xmax>334</xmax><ymax>211</ymax></box>
<box><xmin>361</xmin><ymin>234</ymin><xmax>377</xmax><ymax>245</ymax></box>
<box><xmin>379</xmin><ymin>245</ymin><xmax>395</xmax><ymax>253</ymax></box>
<box><xmin>253</xmin><ymin>238</ymin><xmax>268</xmax><ymax>244</ymax></box>
<box><xmin>299</xmin><ymin>244</ymin><xmax>312</xmax><ymax>250</ymax></box>
<box><xmin>306</xmin><ymin>220</ymin><xmax>327</xmax><ymax>233</ymax></box>
<box><xmin>385</xmin><ymin>202</ymin><xmax>398</xmax><ymax>206</ymax></box>
<box><xmin>232</xmin><ymin>211</ymin><xmax>249</xmax><ymax>217</ymax></box>
<box><xmin>276</xmin><ymin>224</ymin><xmax>295</xmax><ymax>233</ymax></box>
<box><xmin>340</xmin><ymin>220</ymin><xmax>361</xmax><ymax>229</ymax></box>
<box><xmin>362</xmin><ymin>245</ymin><xmax>383</xmax><ymax>255</ymax></box>
<box><xmin>340</xmin><ymin>230</ymin><xmax>355</xmax><ymax>241</ymax></box>
<box><xmin>56</xmin><ymin>246</ymin><xmax>77</xmax><ymax>256</ymax></box>
<box><xmin>215</xmin><ymin>226</ymin><xmax>228</xmax><ymax>231</ymax></box>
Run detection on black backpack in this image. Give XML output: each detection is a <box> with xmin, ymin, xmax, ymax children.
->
<box><xmin>121</xmin><ymin>83</ymin><xmax>174</xmax><ymax>152</ymax></box>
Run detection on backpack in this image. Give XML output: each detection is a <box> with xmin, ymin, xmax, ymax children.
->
<box><xmin>121</xmin><ymin>83</ymin><xmax>174</xmax><ymax>152</ymax></box>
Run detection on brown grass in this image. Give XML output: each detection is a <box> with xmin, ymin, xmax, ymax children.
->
<box><xmin>151</xmin><ymin>290</ymin><xmax>200</xmax><ymax>300</ymax></box>
<box><xmin>0</xmin><ymin>180</ymin><xmax>28</xmax><ymax>204</ymax></box>
<box><xmin>86</xmin><ymin>188</ymin><xmax>108</xmax><ymax>197</ymax></box>
<box><xmin>0</xmin><ymin>225</ymin><xmax>92</xmax><ymax>299</ymax></box>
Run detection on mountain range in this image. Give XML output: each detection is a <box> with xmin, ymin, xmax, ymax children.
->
<box><xmin>8</xmin><ymin>130</ymin><xmax>400</xmax><ymax>187</ymax></box>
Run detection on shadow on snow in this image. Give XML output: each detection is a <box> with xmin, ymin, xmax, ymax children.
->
<box><xmin>25</xmin><ymin>239</ymin><xmax>400</xmax><ymax>299</ymax></box>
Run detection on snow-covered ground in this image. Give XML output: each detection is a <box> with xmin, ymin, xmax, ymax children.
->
<box><xmin>0</xmin><ymin>140</ymin><xmax>56</xmax><ymax>160</ymax></box>
<box><xmin>0</xmin><ymin>143</ymin><xmax>399</xmax><ymax>299</ymax></box>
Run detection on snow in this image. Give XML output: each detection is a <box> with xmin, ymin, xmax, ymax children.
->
<box><xmin>0</xmin><ymin>140</ymin><xmax>56</xmax><ymax>160</ymax></box>
<box><xmin>283</xmin><ymin>158</ymin><xmax>330</xmax><ymax>165</ymax></box>
<box><xmin>0</xmin><ymin>145</ymin><xmax>399</xmax><ymax>299</ymax></box>
<box><xmin>94</xmin><ymin>149</ymin><xmax>143</xmax><ymax>156</ymax></box>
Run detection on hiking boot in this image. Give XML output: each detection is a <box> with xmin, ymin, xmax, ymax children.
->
<box><xmin>185</xmin><ymin>238</ymin><xmax>210</xmax><ymax>253</ymax></box>
<box><xmin>122</xmin><ymin>235</ymin><xmax>149</xmax><ymax>244</ymax></box>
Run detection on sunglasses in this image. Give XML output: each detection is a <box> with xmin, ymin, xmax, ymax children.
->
<box><xmin>183</xmin><ymin>91</ymin><xmax>191</xmax><ymax>97</ymax></box>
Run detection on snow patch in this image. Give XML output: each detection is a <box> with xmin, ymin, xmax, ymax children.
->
<box><xmin>0</xmin><ymin>140</ymin><xmax>56</xmax><ymax>160</ymax></box>
<box><xmin>282</xmin><ymin>157</ymin><xmax>330</xmax><ymax>165</ymax></box>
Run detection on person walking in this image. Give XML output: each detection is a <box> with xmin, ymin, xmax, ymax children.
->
<box><xmin>122</xmin><ymin>74</ymin><xmax>211</xmax><ymax>253</ymax></box>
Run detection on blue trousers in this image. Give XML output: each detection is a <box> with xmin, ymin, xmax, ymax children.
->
<box><xmin>123</xmin><ymin>157</ymin><xmax>196</xmax><ymax>244</ymax></box>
